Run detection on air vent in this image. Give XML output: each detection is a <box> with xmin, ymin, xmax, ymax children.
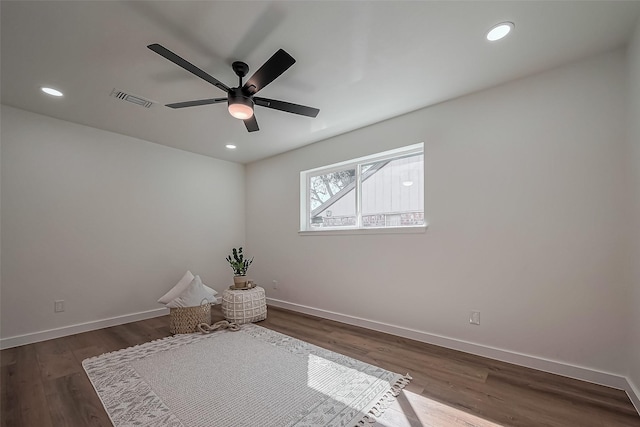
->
<box><xmin>109</xmin><ymin>89</ymin><xmax>153</xmax><ymax>108</ymax></box>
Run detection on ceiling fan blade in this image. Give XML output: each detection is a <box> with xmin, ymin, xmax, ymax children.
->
<box><xmin>166</xmin><ymin>98</ymin><xmax>227</xmax><ymax>109</ymax></box>
<box><xmin>254</xmin><ymin>97</ymin><xmax>319</xmax><ymax>117</ymax></box>
<box><xmin>242</xmin><ymin>49</ymin><xmax>295</xmax><ymax>95</ymax></box>
<box><xmin>244</xmin><ymin>115</ymin><xmax>259</xmax><ymax>132</ymax></box>
<box><xmin>148</xmin><ymin>43</ymin><xmax>230</xmax><ymax>93</ymax></box>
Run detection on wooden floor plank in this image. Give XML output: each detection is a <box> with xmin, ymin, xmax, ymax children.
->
<box><xmin>0</xmin><ymin>305</ymin><xmax>638</xmax><ymax>427</ymax></box>
<box><xmin>1</xmin><ymin>365</ymin><xmax>19</xmax><ymax>427</ymax></box>
<box><xmin>34</xmin><ymin>338</ymin><xmax>82</xmax><ymax>381</ymax></box>
<box><xmin>2</xmin><ymin>345</ymin><xmax>53</xmax><ymax>427</ymax></box>
<box><xmin>0</xmin><ymin>349</ymin><xmax>16</xmax><ymax>368</ymax></box>
<box><xmin>43</xmin><ymin>372</ymin><xmax>112</xmax><ymax>427</ymax></box>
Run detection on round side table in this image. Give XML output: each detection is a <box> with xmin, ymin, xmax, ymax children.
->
<box><xmin>221</xmin><ymin>286</ymin><xmax>267</xmax><ymax>324</ymax></box>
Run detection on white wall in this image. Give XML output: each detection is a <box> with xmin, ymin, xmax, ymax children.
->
<box><xmin>0</xmin><ymin>105</ymin><xmax>245</xmax><ymax>340</ymax></box>
<box><xmin>246</xmin><ymin>49</ymin><xmax>630</xmax><ymax>376</ymax></box>
<box><xmin>627</xmin><ymin>17</ymin><xmax>640</xmax><ymax>403</ymax></box>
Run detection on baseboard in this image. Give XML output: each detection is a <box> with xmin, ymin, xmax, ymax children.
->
<box><xmin>0</xmin><ymin>307</ymin><xmax>169</xmax><ymax>350</ymax></box>
<box><xmin>628</xmin><ymin>378</ymin><xmax>640</xmax><ymax>414</ymax></box>
<box><xmin>266</xmin><ymin>297</ymin><xmax>636</xmax><ymax>400</ymax></box>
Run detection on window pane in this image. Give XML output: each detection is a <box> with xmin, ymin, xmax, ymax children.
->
<box><xmin>361</xmin><ymin>153</ymin><xmax>424</xmax><ymax>227</ymax></box>
<box><xmin>300</xmin><ymin>143</ymin><xmax>425</xmax><ymax>232</ymax></box>
<box><xmin>309</xmin><ymin>168</ymin><xmax>357</xmax><ymax>228</ymax></box>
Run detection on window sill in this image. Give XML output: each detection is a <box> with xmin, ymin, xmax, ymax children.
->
<box><xmin>298</xmin><ymin>224</ymin><xmax>428</xmax><ymax>236</ymax></box>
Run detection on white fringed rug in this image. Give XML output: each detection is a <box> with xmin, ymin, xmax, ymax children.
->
<box><xmin>83</xmin><ymin>324</ymin><xmax>410</xmax><ymax>427</ymax></box>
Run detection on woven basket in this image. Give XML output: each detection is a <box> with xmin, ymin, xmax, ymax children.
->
<box><xmin>169</xmin><ymin>301</ymin><xmax>211</xmax><ymax>334</ymax></box>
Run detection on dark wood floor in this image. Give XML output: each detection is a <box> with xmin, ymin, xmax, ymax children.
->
<box><xmin>1</xmin><ymin>305</ymin><xmax>638</xmax><ymax>427</ymax></box>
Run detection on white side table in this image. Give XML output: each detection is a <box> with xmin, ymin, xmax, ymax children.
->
<box><xmin>221</xmin><ymin>286</ymin><xmax>267</xmax><ymax>324</ymax></box>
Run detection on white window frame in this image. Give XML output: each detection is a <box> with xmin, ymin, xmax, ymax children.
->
<box><xmin>299</xmin><ymin>143</ymin><xmax>427</xmax><ymax>235</ymax></box>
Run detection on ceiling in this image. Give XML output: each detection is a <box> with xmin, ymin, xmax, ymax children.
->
<box><xmin>2</xmin><ymin>1</ymin><xmax>640</xmax><ymax>164</ymax></box>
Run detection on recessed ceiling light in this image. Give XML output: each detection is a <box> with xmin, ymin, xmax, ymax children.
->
<box><xmin>486</xmin><ymin>22</ymin><xmax>514</xmax><ymax>42</ymax></box>
<box><xmin>41</xmin><ymin>87</ymin><xmax>64</xmax><ymax>97</ymax></box>
<box><xmin>402</xmin><ymin>181</ymin><xmax>414</xmax><ymax>187</ymax></box>
<box><xmin>225</xmin><ymin>144</ymin><xmax>237</xmax><ymax>149</ymax></box>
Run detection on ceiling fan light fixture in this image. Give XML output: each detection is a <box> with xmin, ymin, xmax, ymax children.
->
<box><xmin>228</xmin><ymin>90</ymin><xmax>254</xmax><ymax>120</ymax></box>
<box><xmin>228</xmin><ymin>103</ymin><xmax>253</xmax><ymax>120</ymax></box>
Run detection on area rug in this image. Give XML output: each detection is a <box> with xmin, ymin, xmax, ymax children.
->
<box><xmin>83</xmin><ymin>324</ymin><xmax>411</xmax><ymax>426</ymax></box>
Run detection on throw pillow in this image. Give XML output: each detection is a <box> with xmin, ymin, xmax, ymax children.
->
<box><xmin>166</xmin><ymin>275</ymin><xmax>217</xmax><ymax>308</ymax></box>
<box><xmin>157</xmin><ymin>270</ymin><xmax>194</xmax><ymax>305</ymax></box>
<box><xmin>203</xmin><ymin>284</ymin><xmax>219</xmax><ymax>304</ymax></box>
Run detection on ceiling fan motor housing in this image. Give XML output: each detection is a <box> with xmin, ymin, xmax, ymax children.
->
<box><xmin>228</xmin><ymin>88</ymin><xmax>254</xmax><ymax>107</ymax></box>
<box><xmin>228</xmin><ymin>88</ymin><xmax>254</xmax><ymax>119</ymax></box>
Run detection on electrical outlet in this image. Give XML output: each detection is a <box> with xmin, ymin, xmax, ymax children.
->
<box><xmin>470</xmin><ymin>310</ymin><xmax>480</xmax><ymax>325</ymax></box>
<box><xmin>54</xmin><ymin>300</ymin><xmax>65</xmax><ymax>313</ymax></box>
<box><xmin>272</xmin><ymin>280</ymin><xmax>278</xmax><ymax>290</ymax></box>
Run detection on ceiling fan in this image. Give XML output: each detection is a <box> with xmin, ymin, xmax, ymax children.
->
<box><xmin>147</xmin><ymin>43</ymin><xmax>320</xmax><ymax>132</ymax></box>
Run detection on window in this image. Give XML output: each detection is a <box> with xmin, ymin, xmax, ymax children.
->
<box><xmin>300</xmin><ymin>143</ymin><xmax>425</xmax><ymax>232</ymax></box>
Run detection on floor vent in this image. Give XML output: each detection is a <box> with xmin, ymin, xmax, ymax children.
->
<box><xmin>110</xmin><ymin>89</ymin><xmax>153</xmax><ymax>108</ymax></box>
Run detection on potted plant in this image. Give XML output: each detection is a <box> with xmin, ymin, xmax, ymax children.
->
<box><xmin>226</xmin><ymin>247</ymin><xmax>254</xmax><ymax>288</ymax></box>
